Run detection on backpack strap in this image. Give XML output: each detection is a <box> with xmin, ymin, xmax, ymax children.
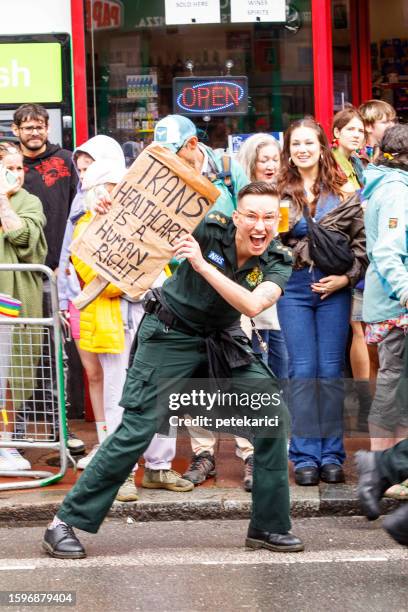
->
<box><xmin>208</xmin><ymin>154</ymin><xmax>234</xmax><ymax>196</ymax></box>
<box><xmin>220</xmin><ymin>154</ymin><xmax>233</xmax><ymax>192</ymax></box>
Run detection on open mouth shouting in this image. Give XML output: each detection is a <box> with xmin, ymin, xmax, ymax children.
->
<box><xmin>249</xmin><ymin>232</ymin><xmax>268</xmax><ymax>252</ymax></box>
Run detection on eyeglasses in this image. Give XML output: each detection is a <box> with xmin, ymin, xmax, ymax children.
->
<box><xmin>236</xmin><ymin>210</ymin><xmax>277</xmax><ymax>227</ymax></box>
<box><xmin>18</xmin><ymin>125</ymin><xmax>47</xmax><ymax>135</ymax></box>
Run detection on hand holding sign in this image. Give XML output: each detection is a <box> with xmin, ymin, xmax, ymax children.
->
<box><xmin>71</xmin><ymin>144</ymin><xmax>220</xmax><ymax>307</ymax></box>
<box><xmin>173</xmin><ymin>234</ymin><xmax>206</xmax><ymax>273</ymax></box>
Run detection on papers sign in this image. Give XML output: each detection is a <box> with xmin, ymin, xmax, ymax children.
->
<box><xmin>165</xmin><ymin>0</ymin><xmax>221</xmax><ymax>25</ymax></box>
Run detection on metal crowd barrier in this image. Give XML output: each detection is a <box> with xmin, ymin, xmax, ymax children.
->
<box><xmin>0</xmin><ymin>264</ymin><xmax>69</xmax><ymax>490</ymax></box>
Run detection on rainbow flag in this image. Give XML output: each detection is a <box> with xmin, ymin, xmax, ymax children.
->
<box><xmin>0</xmin><ymin>294</ymin><xmax>22</xmax><ymax>318</ymax></box>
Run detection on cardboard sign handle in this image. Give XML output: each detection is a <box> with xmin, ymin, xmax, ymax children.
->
<box><xmin>72</xmin><ymin>276</ymin><xmax>109</xmax><ymax>310</ymax></box>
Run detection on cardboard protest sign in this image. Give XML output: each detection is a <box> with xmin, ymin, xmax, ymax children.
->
<box><xmin>70</xmin><ymin>144</ymin><xmax>220</xmax><ymax>302</ymax></box>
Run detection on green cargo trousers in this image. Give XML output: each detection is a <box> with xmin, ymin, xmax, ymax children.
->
<box><xmin>58</xmin><ymin>314</ymin><xmax>291</xmax><ymax>534</ymax></box>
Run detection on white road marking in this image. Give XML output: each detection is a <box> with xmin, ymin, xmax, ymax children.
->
<box><xmin>0</xmin><ymin>548</ymin><xmax>407</xmax><ymax>570</ymax></box>
<box><xmin>0</xmin><ymin>566</ymin><xmax>36</xmax><ymax>571</ymax></box>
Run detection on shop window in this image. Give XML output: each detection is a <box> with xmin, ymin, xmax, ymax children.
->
<box><xmin>369</xmin><ymin>0</ymin><xmax>408</xmax><ymax>122</ymax></box>
<box><xmin>332</xmin><ymin>0</ymin><xmax>352</xmax><ymax>111</ymax></box>
<box><xmin>85</xmin><ymin>0</ymin><xmax>314</xmax><ymax>157</ymax></box>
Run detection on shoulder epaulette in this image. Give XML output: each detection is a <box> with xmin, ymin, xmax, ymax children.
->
<box><xmin>206</xmin><ymin>210</ymin><xmax>230</xmax><ymax>228</ymax></box>
<box><xmin>270</xmin><ymin>240</ymin><xmax>293</xmax><ymax>264</ymax></box>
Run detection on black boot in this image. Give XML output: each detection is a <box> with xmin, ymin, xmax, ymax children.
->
<box><xmin>355</xmin><ymin>450</ymin><xmax>388</xmax><ymax>520</ymax></box>
<box><xmin>383</xmin><ymin>505</ymin><xmax>408</xmax><ymax>547</ymax></box>
<box><xmin>246</xmin><ymin>526</ymin><xmax>304</xmax><ymax>552</ymax></box>
<box><xmin>42</xmin><ymin>523</ymin><xmax>86</xmax><ymax>559</ymax></box>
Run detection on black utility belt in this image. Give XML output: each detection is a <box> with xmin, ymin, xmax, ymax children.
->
<box><xmin>142</xmin><ymin>290</ymin><xmax>197</xmax><ymax>336</ymax></box>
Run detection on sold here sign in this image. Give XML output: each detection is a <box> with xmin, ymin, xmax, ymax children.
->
<box><xmin>173</xmin><ymin>77</ymin><xmax>248</xmax><ymax>116</ymax></box>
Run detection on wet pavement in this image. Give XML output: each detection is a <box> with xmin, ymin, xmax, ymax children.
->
<box><xmin>0</xmin><ymin>517</ymin><xmax>407</xmax><ymax>611</ymax></box>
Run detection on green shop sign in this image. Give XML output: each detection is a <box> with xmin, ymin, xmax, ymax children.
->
<box><xmin>0</xmin><ymin>43</ymin><xmax>62</xmax><ymax>104</ymax></box>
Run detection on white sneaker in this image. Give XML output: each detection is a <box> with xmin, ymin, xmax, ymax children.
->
<box><xmin>77</xmin><ymin>444</ymin><xmax>100</xmax><ymax>470</ymax></box>
<box><xmin>0</xmin><ymin>448</ymin><xmax>31</xmax><ymax>470</ymax></box>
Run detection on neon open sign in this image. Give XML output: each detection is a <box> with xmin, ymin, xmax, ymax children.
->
<box><xmin>173</xmin><ymin>76</ymin><xmax>248</xmax><ymax>116</ymax></box>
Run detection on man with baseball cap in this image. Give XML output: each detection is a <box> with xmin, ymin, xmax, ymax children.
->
<box><xmin>153</xmin><ymin>115</ymin><xmax>256</xmax><ymax>491</ymax></box>
<box><xmin>153</xmin><ymin>114</ymin><xmax>248</xmax><ymax>215</ymax></box>
<box><xmin>153</xmin><ymin>114</ymin><xmax>197</xmax><ymax>153</ymax></box>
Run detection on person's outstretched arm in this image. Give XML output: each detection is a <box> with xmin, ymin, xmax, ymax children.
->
<box><xmin>173</xmin><ymin>233</ymin><xmax>283</xmax><ymax>318</ymax></box>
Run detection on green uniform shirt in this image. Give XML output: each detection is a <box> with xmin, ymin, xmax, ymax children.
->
<box><xmin>162</xmin><ymin>211</ymin><xmax>293</xmax><ymax>334</ymax></box>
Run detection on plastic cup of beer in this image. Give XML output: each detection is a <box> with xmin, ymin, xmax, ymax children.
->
<box><xmin>278</xmin><ymin>201</ymin><xmax>289</xmax><ymax>233</ymax></box>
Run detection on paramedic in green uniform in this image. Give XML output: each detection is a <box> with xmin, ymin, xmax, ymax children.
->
<box><xmin>42</xmin><ymin>181</ymin><xmax>305</xmax><ymax>558</ymax></box>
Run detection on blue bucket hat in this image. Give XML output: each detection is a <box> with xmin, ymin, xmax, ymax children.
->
<box><xmin>153</xmin><ymin>114</ymin><xmax>197</xmax><ymax>153</ymax></box>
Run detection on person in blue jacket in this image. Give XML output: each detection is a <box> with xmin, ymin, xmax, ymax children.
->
<box><xmin>363</xmin><ymin>123</ymin><xmax>408</xmax><ymax>452</ymax></box>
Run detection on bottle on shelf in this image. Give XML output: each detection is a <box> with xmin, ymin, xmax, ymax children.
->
<box><xmin>133</xmin><ymin>110</ymin><xmax>140</xmax><ymax>131</ymax></box>
<box><xmin>210</xmin><ymin>51</ymin><xmax>220</xmax><ymax>75</ymax></box>
<box><xmin>194</xmin><ymin>54</ymin><xmax>202</xmax><ymax>75</ymax></box>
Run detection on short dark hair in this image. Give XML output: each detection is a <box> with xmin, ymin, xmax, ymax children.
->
<box><xmin>13</xmin><ymin>104</ymin><xmax>49</xmax><ymax>127</ymax></box>
<box><xmin>238</xmin><ymin>181</ymin><xmax>280</xmax><ymax>203</ymax></box>
<box><xmin>377</xmin><ymin>124</ymin><xmax>408</xmax><ymax>171</ymax></box>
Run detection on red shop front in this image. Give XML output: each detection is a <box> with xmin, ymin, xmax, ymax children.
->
<box><xmin>70</xmin><ymin>0</ymin><xmax>405</xmax><ymax>150</ymax></box>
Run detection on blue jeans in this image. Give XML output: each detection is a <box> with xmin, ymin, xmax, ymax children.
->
<box><xmin>277</xmin><ymin>267</ymin><xmax>351</xmax><ymax>469</ymax></box>
<box><xmin>252</xmin><ymin>329</ymin><xmax>289</xmax><ymax>380</ymax></box>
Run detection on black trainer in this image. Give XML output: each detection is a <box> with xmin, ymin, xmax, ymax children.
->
<box><xmin>243</xmin><ymin>455</ymin><xmax>253</xmax><ymax>492</ymax></box>
<box><xmin>183</xmin><ymin>451</ymin><xmax>216</xmax><ymax>485</ymax></box>
<box><xmin>42</xmin><ymin>523</ymin><xmax>86</xmax><ymax>559</ymax></box>
<box><xmin>246</xmin><ymin>525</ymin><xmax>304</xmax><ymax>553</ymax></box>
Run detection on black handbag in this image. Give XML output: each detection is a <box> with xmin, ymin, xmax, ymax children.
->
<box><xmin>303</xmin><ymin>205</ymin><xmax>354</xmax><ymax>275</ymax></box>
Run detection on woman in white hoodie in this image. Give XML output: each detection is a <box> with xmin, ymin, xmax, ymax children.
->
<box><xmin>58</xmin><ymin>136</ymin><xmax>124</xmax><ymax>465</ymax></box>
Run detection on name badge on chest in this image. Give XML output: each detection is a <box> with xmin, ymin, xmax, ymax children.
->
<box><xmin>206</xmin><ymin>250</ymin><xmax>225</xmax><ymax>270</ymax></box>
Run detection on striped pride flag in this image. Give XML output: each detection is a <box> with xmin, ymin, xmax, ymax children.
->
<box><xmin>0</xmin><ymin>294</ymin><xmax>22</xmax><ymax>318</ymax></box>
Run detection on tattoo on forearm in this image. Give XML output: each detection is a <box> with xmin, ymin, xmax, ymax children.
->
<box><xmin>257</xmin><ymin>282</ymin><xmax>278</xmax><ymax>304</ymax></box>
